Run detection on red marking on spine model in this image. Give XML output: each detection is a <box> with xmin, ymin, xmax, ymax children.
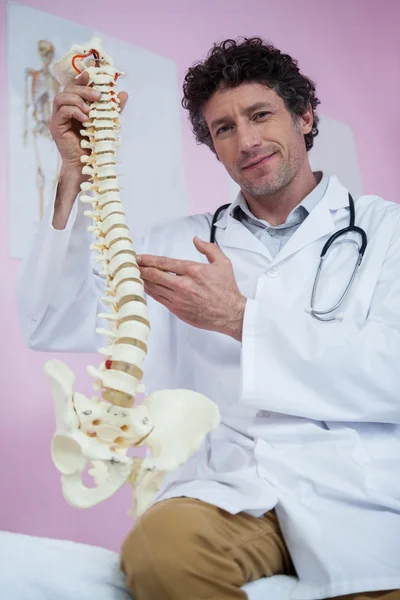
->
<box><xmin>71</xmin><ymin>49</ymin><xmax>101</xmax><ymax>74</ymax></box>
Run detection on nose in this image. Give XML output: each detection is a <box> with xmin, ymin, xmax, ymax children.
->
<box><xmin>236</xmin><ymin>122</ymin><xmax>262</xmax><ymax>153</ymax></box>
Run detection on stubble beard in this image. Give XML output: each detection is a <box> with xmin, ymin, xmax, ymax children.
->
<box><xmin>238</xmin><ymin>159</ymin><xmax>293</xmax><ymax>198</ymax></box>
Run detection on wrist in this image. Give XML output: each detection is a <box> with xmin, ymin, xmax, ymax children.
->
<box><xmin>59</xmin><ymin>162</ymin><xmax>85</xmax><ymax>185</ymax></box>
<box><xmin>223</xmin><ymin>295</ymin><xmax>246</xmax><ymax>342</ymax></box>
<box><xmin>52</xmin><ymin>165</ymin><xmax>85</xmax><ymax>230</ymax></box>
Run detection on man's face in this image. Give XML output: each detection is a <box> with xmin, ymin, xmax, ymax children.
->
<box><xmin>203</xmin><ymin>82</ymin><xmax>313</xmax><ymax>199</ymax></box>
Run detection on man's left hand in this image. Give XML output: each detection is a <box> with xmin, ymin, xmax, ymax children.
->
<box><xmin>137</xmin><ymin>237</ymin><xmax>246</xmax><ymax>341</ymax></box>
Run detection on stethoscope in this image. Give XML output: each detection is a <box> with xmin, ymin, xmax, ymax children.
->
<box><xmin>210</xmin><ymin>193</ymin><xmax>367</xmax><ymax>322</ymax></box>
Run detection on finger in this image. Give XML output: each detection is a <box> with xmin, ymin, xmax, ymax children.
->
<box><xmin>60</xmin><ymin>84</ymin><xmax>101</xmax><ymax>104</ymax></box>
<box><xmin>74</xmin><ymin>71</ymin><xmax>90</xmax><ymax>86</ymax></box>
<box><xmin>144</xmin><ymin>281</ymin><xmax>174</xmax><ymax>300</ymax></box>
<box><xmin>53</xmin><ymin>92</ymin><xmax>91</xmax><ymax>116</ymax></box>
<box><xmin>144</xmin><ymin>283</ymin><xmax>173</xmax><ymax>308</ymax></box>
<box><xmin>54</xmin><ymin>104</ymin><xmax>89</xmax><ymax>125</ymax></box>
<box><xmin>140</xmin><ymin>266</ymin><xmax>178</xmax><ymax>290</ymax></box>
<box><xmin>137</xmin><ymin>254</ymin><xmax>192</xmax><ymax>275</ymax></box>
<box><xmin>118</xmin><ymin>91</ymin><xmax>129</xmax><ymax>113</ymax></box>
<box><xmin>193</xmin><ymin>236</ymin><xmax>226</xmax><ymax>264</ymax></box>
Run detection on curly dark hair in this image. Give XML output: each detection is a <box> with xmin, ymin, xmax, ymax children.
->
<box><xmin>182</xmin><ymin>37</ymin><xmax>320</xmax><ymax>153</ymax></box>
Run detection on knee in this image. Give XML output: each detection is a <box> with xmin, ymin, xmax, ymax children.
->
<box><xmin>121</xmin><ymin>499</ymin><xmax>207</xmax><ymax>595</ymax></box>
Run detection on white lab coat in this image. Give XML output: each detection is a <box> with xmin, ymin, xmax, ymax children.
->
<box><xmin>17</xmin><ymin>174</ymin><xmax>400</xmax><ymax>599</ymax></box>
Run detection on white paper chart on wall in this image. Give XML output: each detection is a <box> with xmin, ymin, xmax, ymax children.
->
<box><xmin>7</xmin><ymin>1</ymin><xmax>188</xmax><ymax>259</ymax></box>
<box><xmin>228</xmin><ymin>115</ymin><xmax>364</xmax><ymax>202</ymax></box>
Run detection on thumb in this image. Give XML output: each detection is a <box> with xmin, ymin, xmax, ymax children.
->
<box><xmin>118</xmin><ymin>91</ymin><xmax>129</xmax><ymax>113</ymax></box>
<box><xmin>75</xmin><ymin>70</ymin><xmax>90</xmax><ymax>86</ymax></box>
<box><xmin>193</xmin><ymin>236</ymin><xmax>225</xmax><ymax>264</ymax></box>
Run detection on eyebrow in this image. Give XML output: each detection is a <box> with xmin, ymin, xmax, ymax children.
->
<box><xmin>210</xmin><ymin>102</ymin><xmax>275</xmax><ymax>131</ymax></box>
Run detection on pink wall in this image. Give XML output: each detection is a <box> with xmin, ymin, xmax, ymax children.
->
<box><xmin>1</xmin><ymin>0</ymin><xmax>399</xmax><ymax>552</ymax></box>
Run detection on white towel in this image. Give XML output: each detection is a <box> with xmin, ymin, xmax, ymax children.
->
<box><xmin>0</xmin><ymin>530</ymin><xmax>299</xmax><ymax>600</ymax></box>
<box><xmin>0</xmin><ymin>530</ymin><xmax>131</xmax><ymax>600</ymax></box>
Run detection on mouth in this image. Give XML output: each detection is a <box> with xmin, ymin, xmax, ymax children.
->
<box><xmin>241</xmin><ymin>153</ymin><xmax>276</xmax><ymax>170</ymax></box>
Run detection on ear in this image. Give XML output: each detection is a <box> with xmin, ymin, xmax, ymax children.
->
<box><xmin>300</xmin><ymin>104</ymin><xmax>314</xmax><ymax>135</ymax></box>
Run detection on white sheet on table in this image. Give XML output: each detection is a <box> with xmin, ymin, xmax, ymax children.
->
<box><xmin>0</xmin><ymin>530</ymin><xmax>300</xmax><ymax>600</ymax></box>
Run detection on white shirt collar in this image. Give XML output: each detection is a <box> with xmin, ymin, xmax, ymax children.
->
<box><xmin>231</xmin><ymin>171</ymin><xmax>329</xmax><ymax>230</ymax></box>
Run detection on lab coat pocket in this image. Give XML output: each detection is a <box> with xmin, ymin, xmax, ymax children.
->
<box><xmin>339</xmin><ymin>423</ymin><xmax>400</xmax><ymax>501</ymax></box>
<box><xmin>323</xmin><ymin>423</ymin><xmax>372</xmax><ymax>487</ymax></box>
<box><xmin>360</xmin><ymin>425</ymin><xmax>400</xmax><ymax>500</ymax></box>
<box><xmin>366</xmin><ymin>461</ymin><xmax>400</xmax><ymax>500</ymax></box>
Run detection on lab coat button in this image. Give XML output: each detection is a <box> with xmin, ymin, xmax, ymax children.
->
<box><xmin>267</xmin><ymin>267</ymin><xmax>280</xmax><ymax>278</ymax></box>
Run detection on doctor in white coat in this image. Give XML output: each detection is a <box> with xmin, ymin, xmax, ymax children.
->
<box><xmin>17</xmin><ymin>37</ymin><xmax>400</xmax><ymax>600</ymax></box>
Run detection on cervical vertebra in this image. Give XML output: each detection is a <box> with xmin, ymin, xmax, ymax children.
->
<box><xmin>45</xmin><ymin>37</ymin><xmax>220</xmax><ymax>518</ymax></box>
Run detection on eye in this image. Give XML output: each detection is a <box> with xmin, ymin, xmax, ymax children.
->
<box><xmin>254</xmin><ymin>111</ymin><xmax>271</xmax><ymax>120</ymax></box>
<box><xmin>216</xmin><ymin>124</ymin><xmax>232</xmax><ymax>136</ymax></box>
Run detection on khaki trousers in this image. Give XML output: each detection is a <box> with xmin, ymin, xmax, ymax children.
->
<box><xmin>121</xmin><ymin>498</ymin><xmax>400</xmax><ymax>600</ymax></box>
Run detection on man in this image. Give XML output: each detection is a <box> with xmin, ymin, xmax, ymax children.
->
<box><xmin>17</xmin><ymin>37</ymin><xmax>400</xmax><ymax>600</ymax></box>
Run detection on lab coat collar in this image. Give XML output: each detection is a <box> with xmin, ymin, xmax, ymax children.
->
<box><xmin>215</xmin><ymin>174</ymin><xmax>351</xmax><ymax>265</ymax></box>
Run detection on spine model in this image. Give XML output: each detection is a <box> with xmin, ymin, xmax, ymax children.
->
<box><xmin>44</xmin><ymin>37</ymin><xmax>220</xmax><ymax>518</ymax></box>
<box><xmin>78</xmin><ymin>58</ymin><xmax>148</xmax><ymax>409</ymax></box>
